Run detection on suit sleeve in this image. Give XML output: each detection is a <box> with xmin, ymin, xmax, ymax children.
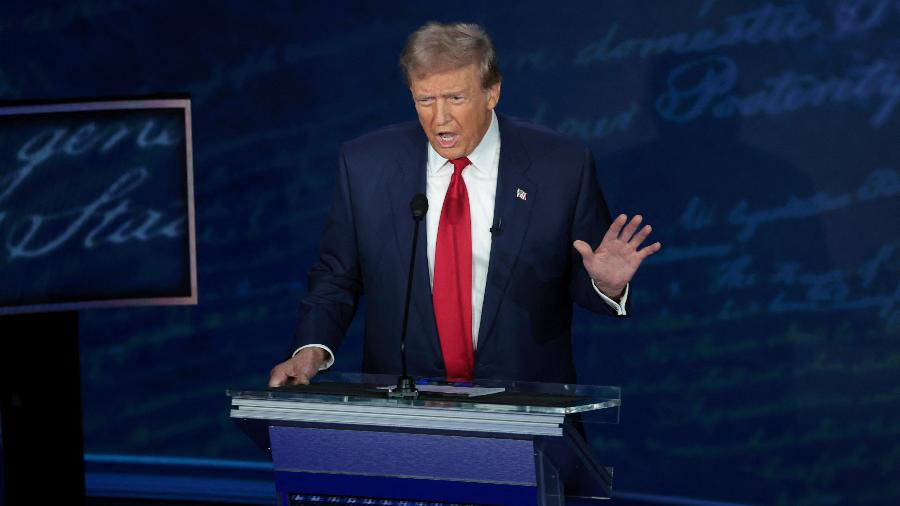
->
<box><xmin>569</xmin><ymin>148</ymin><xmax>631</xmax><ymax>317</ymax></box>
<box><xmin>289</xmin><ymin>145</ymin><xmax>363</xmax><ymax>358</ymax></box>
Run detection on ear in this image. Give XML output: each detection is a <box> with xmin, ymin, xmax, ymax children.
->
<box><xmin>486</xmin><ymin>81</ymin><xmax>501</xmax><ymax>109</ymax></box>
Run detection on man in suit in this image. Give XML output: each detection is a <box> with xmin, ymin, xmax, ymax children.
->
<box><xmin>269</xmin><ymin>22</ymin><xmax>660</xmax><ymax>386</ymax></box>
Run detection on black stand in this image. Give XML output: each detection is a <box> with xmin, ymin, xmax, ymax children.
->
<box><xmin>388</xmin><ymin>194</ymin><xmax>427</xmax><ymax>399</ymax></box>
<box><xmin>0</xmin><ymin>311</ymin><xmax>86</xmax><ymax>505</ymax></box>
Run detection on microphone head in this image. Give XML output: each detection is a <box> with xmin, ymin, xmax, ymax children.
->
<box><xmin>410</xmin><ymin>193</ymin><xmax>428</xmax><ymax>219</ymax></box>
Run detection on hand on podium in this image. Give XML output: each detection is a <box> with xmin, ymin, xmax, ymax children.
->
<box><xmin>268</xmin><ymin>347</ymin><xmax>327</xmax><ymax>387</ymax></box>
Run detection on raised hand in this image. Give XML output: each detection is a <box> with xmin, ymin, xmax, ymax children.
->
<box><xmin>573</xmin><ymin>214</ymin><xmax>661</xmax><ymax>299</ymax></box>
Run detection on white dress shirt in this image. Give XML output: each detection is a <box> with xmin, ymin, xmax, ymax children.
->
<box><xmin>425</xmin><ymin>110</ymin><xmax>501</xmax><ymax>348</ymax></box>
<box><xmin>299</xmin><ymin>111</ymin><xmax>628</xmax><ymax>368</ymax></box>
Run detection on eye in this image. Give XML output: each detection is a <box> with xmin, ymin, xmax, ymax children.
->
<box><xmin>417</xmin><ymin>97</ymin><xmax>435</xmax><ymax>105</ymax></box>
<box><xmin>450</xmin><ymin>95</ymin><xmax>465</xmax><ymax>104</ymax></box>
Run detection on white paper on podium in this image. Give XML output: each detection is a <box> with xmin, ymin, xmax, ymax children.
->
<box><xmin>416</xmin><ymin>385</ymin><xmax>506</xmax><ymax>397</ymax></box>
<box><xmin>378</xmin><ymin>384</ymin><xmax>506</xmax><ymax>397</ymax></box>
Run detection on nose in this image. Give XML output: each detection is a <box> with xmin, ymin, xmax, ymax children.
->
<box><xmin>435</xmin><ymin>99</ymin><xmax>451</xmax><ymax>126</ymax></box>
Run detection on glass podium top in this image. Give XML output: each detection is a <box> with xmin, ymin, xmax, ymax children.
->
<box><xmin>229</xmin><ymin>374</ymin><xmax>619</xmax><ymax>498</ymax></box>
<box><xmin>228</xmin><ymin>372</ymin><xmax>621</xmax><ymax>417</ymax></box>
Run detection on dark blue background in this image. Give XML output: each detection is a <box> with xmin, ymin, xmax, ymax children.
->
<box><xmin>1</xmin><ymin>1</ymin><xmax>897</xmax><ymax>505</ymax></box>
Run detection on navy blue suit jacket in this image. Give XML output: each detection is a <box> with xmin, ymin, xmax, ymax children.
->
<box><xmin>292</xmin><ymin>114</ymin><xmax>626</xmax><ymax>383</ymax></box>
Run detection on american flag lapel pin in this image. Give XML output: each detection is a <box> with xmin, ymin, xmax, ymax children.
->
<box><xmin>516</xmin><ymin>188</ymin><xmax>527</xmax><ymax>201</ymax></box>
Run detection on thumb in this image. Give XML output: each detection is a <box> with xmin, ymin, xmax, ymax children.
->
<box><xmin>573</xmin><ymin>240</ymin><xmax>593</xmax><ymax>259</ymax></box>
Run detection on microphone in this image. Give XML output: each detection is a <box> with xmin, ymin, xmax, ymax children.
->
<box><xmin>388</xmin><ymin>193</ymin><xmax>428</xmax><ymax>398</ymax></box>
<box><xmin>490</xmin><ymin>217</ymin><xmax>502</xmax><ymax>236</ymax></box>
<box><xmin>411</xmin><ymin>193</ymin><xmax>428</xmax><ymax>219</ymax></box>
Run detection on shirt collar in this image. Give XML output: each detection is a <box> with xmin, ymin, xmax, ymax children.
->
<box><xmin>426</xmin><ymin>110</ymin><xmax>499</xmax><ymax>175</ymax></box>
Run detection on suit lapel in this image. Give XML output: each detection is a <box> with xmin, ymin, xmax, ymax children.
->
<box><xmin>477</xmin><ymin>116</ymin><xmax>535</xmax><ymax>351</ymax></box>
<box><xmin>387</xmin><ymin>127</ymin><xmax>442</xmax><ymax>363</ymax></box>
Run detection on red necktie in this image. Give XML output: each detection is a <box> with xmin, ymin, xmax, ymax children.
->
<box><xmin>433</xmin><ymin>157</ymin><xmax>474</xmax><ymax>381</ymax></box>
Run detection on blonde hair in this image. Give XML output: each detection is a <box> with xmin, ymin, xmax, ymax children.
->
<box><xmin>399</xmin><ymin>22</ymin><xmax>502</xmax><ymax>89</ymax></box>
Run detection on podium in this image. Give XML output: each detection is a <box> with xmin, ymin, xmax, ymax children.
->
<box><xmin>228</xmin><ymin>373</ymin><xmax>620</xmax><ymax>505</ymax></box>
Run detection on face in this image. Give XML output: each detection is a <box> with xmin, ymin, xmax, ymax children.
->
<box><xmin>410</xmin><ymin>64</ymin><xmax>501</xmax><ymax>160</ymax></box>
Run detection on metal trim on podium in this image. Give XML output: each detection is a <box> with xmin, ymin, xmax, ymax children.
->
<box><xmin>228</xmin><ymin>373</ymin><xmax>620</xmax><ymax>506</ymax></box>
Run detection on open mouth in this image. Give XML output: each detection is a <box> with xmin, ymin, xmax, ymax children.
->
<box><xmin>436</xmin><ymin>132</ymin><xmax>459</xmax><ymax>148</ymax></box>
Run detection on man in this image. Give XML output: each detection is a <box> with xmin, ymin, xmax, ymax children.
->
<box><xmin>269</xmin><ymin>22</ymin><xmax>659</xmax><ymax>386</ymax></box>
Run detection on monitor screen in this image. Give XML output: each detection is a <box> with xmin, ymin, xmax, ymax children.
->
<box><xmin>0</xmin><ymin>97</ymin><xmax>197</xmax><ymax>314</ymax></box>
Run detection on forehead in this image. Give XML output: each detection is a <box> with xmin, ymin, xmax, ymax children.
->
<box><xmin>410</xmin><ymin>64</ymin><xmax>481</xmax><ymax>94</ymax></box>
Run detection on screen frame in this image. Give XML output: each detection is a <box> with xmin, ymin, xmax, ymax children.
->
<box><xmin>0</xmin><ymin>96</ymin><xmax>198</xmax><ymax>314</ymax></box>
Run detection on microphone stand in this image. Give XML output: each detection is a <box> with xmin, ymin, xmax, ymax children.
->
<box><xmin>388</xmin><ymin>194</ymin><xmax>427</xmax><ymax>399</ymax></box>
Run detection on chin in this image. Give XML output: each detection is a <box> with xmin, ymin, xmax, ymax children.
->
<box><xmin>431</xmin><ymin>144</ymin><xmax>461</xmax><ymax>159</ymax></box>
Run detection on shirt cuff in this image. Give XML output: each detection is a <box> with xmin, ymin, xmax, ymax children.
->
<box><xmin>591</xmin><ymin>281</ymin><xmax>629</xmax><ymax>316</ymax></box>
<box><xmin>292</xmin><ymin>344</ymin><xmax>335</xmax><ymax>370</ymax></box>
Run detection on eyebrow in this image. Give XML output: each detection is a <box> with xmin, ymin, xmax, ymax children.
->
<box><xmin>414</xmin><ymin>90</ymin><xmax>467</xmax><ymax>100</ymax></box>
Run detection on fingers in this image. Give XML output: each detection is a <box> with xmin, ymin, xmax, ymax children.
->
<box><xmin>268</xmin><ymin>358</ymin><xmax>317</xmax><ymax>387</ymax></box>
<box><xmin>619</xmin><ymin>215</ymin><xmax>643</xmax><ymax>242</ymax></box>
<box><xmin>638</xmin><ymin>241</ymin><xmax>662</xmax><ymax>259</ymax></box>
<box><xmin>268</xmin><ymin>366</ymin><xmax>288</xmax><ymax>387</ymax></box>
<box><xmin>573</xmin><ymin>240</ymin><xmax>593</xmax><ymax>258</ymax></box>
<box><xmin>286</xmin><ymin>373</ymin><xmax>312</xmax><ymax>386</ymax></box>
<box><xmin>601</xmin><ymin>214</ymin><xmax>628</xmax><ymax>246</ymax></box>
<box><xmin>628</xmin><ymin>224</ymin><xmax>652</xmax><ymax>248</ymax></box>
<box><xmin>272</xmin><ymin>368</ymin><xmax>313</xmax><ymax>387</ymax></box>
<box><xmin>584</xmin><ymin>215</ymin><xmax>656</xmax><ymax>255</ymax></box>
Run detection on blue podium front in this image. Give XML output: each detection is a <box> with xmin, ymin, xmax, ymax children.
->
<box><xmin>228</xmin><ymin>374</ymin><xmax>620</xmax><ymax>506</ymax></box>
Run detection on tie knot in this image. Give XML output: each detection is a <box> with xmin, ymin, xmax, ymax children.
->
<box><xmin>449</xmin><ymin>157</ymin><xmax>471</xmax><ymax>175</ymax></box>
